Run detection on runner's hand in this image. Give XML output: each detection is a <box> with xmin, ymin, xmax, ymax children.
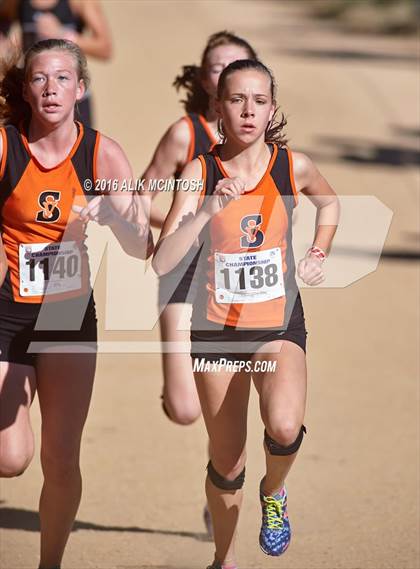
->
<box><xmin>72</xmin><ymin>196</ymin><xmax>117</xmax><ymax>226</ymax></box>
<box><xmin>203</xmin><ymin>177</ymin><xmax>245</xmax><ymax>217</ymax></box>
<box><xmin>73</xmin><ymin>196</ymin><xmax>151</xmax><ymax>242</ymax></box>
<box><xmin>297</xmin><ymin>251</ymin><xmax>325</xmax><ymax>286</ymax></box>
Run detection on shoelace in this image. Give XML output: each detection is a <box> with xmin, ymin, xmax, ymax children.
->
<box><xmin>262</xmin><ymin>495</ymin><xmax>285</xmax><ymax>530</ymax></box>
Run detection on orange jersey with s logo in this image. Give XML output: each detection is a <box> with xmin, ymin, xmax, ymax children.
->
<box><xmin>0</xmin><ymin>122</ymin><xmax>100</xmax><ymax>303</ymax></box>
<box><xmin>192</xmin><ymin>144</ymin><xmax>299</xmax><ymax>329</ymax></box>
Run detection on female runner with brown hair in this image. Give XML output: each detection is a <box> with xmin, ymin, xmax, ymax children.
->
<box><xmin>153</xmin><ymin>58</ymin><xmax>339</xmax><ymax>569</ymax></box>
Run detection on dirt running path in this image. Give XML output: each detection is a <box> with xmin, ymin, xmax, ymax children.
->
<box><xmin>1</xmin><ymin>2</ymin><xmax>418</xmax><ymax>569</ymax></box>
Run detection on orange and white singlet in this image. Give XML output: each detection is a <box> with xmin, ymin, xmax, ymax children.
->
<box><xmin>192</xmin><ymin>144</ymin><xmax>300</xmax><ymax>330</ymax></box>
<box><xmin>0</xmin><ymin>121</ymin><xmax>99</xmax><ymax>304</ymax></box>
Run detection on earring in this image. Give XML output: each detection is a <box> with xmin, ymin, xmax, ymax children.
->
<box><xmin>217</xmin><ymin>118</ymin><xmax>225</xmax><ymax>142</ymax></box>
<box><xmin>217</xmin><ymin>118</ymin><xmax>224</xmax><ymax>135</ymax></box>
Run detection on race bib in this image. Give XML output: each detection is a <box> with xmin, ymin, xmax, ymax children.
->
<box><xmin>214</xmin><ymin>247</ymin><xmax>284</xmax><ymax>304</ymax></box>
<box><xmin>19</xmin><ymin>241</ymin><xmax>82</xmax><ymax>297</ymax></box>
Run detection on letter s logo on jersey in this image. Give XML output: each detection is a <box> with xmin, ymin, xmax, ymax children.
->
<box><xmin>36</xmin><ymin>191</ymin><xmax>61</xmax><ymax>223</ymax></box>
<box><xmin>240</xmin><ymin>214</ymin><xmax>264</xmax><ymax>248</ymax></box>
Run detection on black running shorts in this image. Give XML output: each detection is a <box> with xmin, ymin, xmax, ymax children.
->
<box><xmin>0</xmin><ymin>294</ymin><xmax>97</xmax><ymax>367</ymax></box>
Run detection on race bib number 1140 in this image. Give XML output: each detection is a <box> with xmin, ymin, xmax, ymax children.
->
<box><xmin>19</xmin><ymin>241</ymin><xmax>82</xmax><ymax>297</ymax></box>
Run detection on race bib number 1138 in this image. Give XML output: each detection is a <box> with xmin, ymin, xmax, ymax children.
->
<box><xmin>214</xmin><ymin>247</ymin><xmax>285</xmax><ymax>304</ymax></box>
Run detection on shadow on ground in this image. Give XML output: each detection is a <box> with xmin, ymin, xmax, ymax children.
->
<box><xmin>0</xmin><ymin>506</ymin><xmax>210</xmax><ymax>542</ymax></box>
<box><xmin>334</xmin><ymin>245</ymin><xmax>420</xmax><ymax>262</ymax></box>
<box><xmin>307</xmin><ymin>135</ymin><xmax>420</xmax><ymax>168</ymax></box>
<box><xmin>284</xmin><ymin>47</ymin><xmax>418</xmax><ymax>65</ymax></box>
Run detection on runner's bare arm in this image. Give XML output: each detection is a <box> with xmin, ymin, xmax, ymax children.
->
<box><xmin>292</xmin><ymin>151</ymin><xmax>340</xmax><ymax>254</ymax></box>
<box><xmin>33</xmin><ymin>1</ymin><xmax>112</xmax><ymax>59</ymax></box>
<box><xmin>67</xmin><ymin>0</ymin><xmax>112</xmax><ymax>59</ymax></box>
<box><xmin>80</xmin><ymin>135</ymin><xmax>153</xmax><ymax>259</ymax></box>
<box><xmin>153</xmin><ymin>162</ymin><xmax>244</xmax><ymax>275</ymax></box>
<box><xmin>152</xmin><ymin>158</ymin><xmax>207</xmax><ymax>275</ymax></box>
<box><xmin>141</xmin><ymin>118</ymin><xmax>191</xmax><ymax>228</ymax></box>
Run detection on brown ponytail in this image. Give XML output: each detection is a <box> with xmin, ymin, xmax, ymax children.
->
<box><xmin>0</xmin><ymin>45</ymin><xmax>28</xmax><ymax>126</ymax></box>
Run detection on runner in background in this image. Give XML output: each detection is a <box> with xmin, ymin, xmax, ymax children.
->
<box><xmin>0</xmin><ymin>0</ymin><xmax>112</xmax><ymax>126</ymax></box>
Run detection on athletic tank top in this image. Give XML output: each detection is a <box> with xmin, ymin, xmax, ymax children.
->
<box><xmin>192</xmin><ymin>144</ymin><xmax>299</xmax><ymax>329</ymax></box>
<box><xmin>19</xmin><ymin>0</ymin><xmax>84</xmax><ymax>52</ymax></box>
<box><xmin>185</xmin><ymin>113</ymin><xmax>216</xmax><ymax>161</ymax></box>
<box><xmin>0</xmin><ymin>121</ymin><xmax>99</xmax><ymax>304</ymax></box>
<box><xmin>175</xmin><ymin>113</ymin><xmax>216</xmax><ymax>178</ymax></box>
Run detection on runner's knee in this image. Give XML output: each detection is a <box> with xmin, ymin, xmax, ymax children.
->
<box><xmin>161</xmin><ymin>395</ymin><xmax>201</xmax><ymax>425</ymax></box>
<box><xmin>207</xmin><ymin>460</ymin><xmax>246</xmax><ymax>490</ymax></box>
<box><xmin>40</xmin><ymin>445</ymin><xmax>81</xmax><ymax>483</ymax></box>
<box><xmin>264</xmin><ymin>424</ymin><xmax>306</xmax><ymax>455</ymax></box>
<box><xmin>0</xmin><ymin>445</ymin><xmax>33</xmax><ymax>478</ymax></box>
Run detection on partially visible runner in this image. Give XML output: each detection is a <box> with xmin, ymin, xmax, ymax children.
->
<box><xmin>0</xmin><ymin>0</ymin><xmax>112</xmax><ymax>126</ymax></box>
<box><xmin>153</xmin><ymin>59</ymin><xmax>339</xmax><ymax>569</ymax></box>
<box><xmin>0</xmin><ymin>39</ymin><xmax>150</xmax><ymax>569</ymax></box>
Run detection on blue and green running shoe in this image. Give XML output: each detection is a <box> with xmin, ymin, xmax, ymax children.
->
<box><xmin>259</xmin><ymin>481</ymin><xmax>291</xmax><ymax>556</ymax></box>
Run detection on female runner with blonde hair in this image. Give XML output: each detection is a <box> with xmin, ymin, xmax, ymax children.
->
<box><xmin>0</xmin><ymin>39</ymin><xmax>150</xmax><ymax>569</ymax></box>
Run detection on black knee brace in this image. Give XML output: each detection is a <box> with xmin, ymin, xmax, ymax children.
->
<box><xmin>264</xmin><ymin>425</ymin><xmax>307</xmax><ymax>456</ymax></box>
<box><xmin>207</xmin><ymin>460</ymin><xmax>245</xmax><ymax>491</ymax></box>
